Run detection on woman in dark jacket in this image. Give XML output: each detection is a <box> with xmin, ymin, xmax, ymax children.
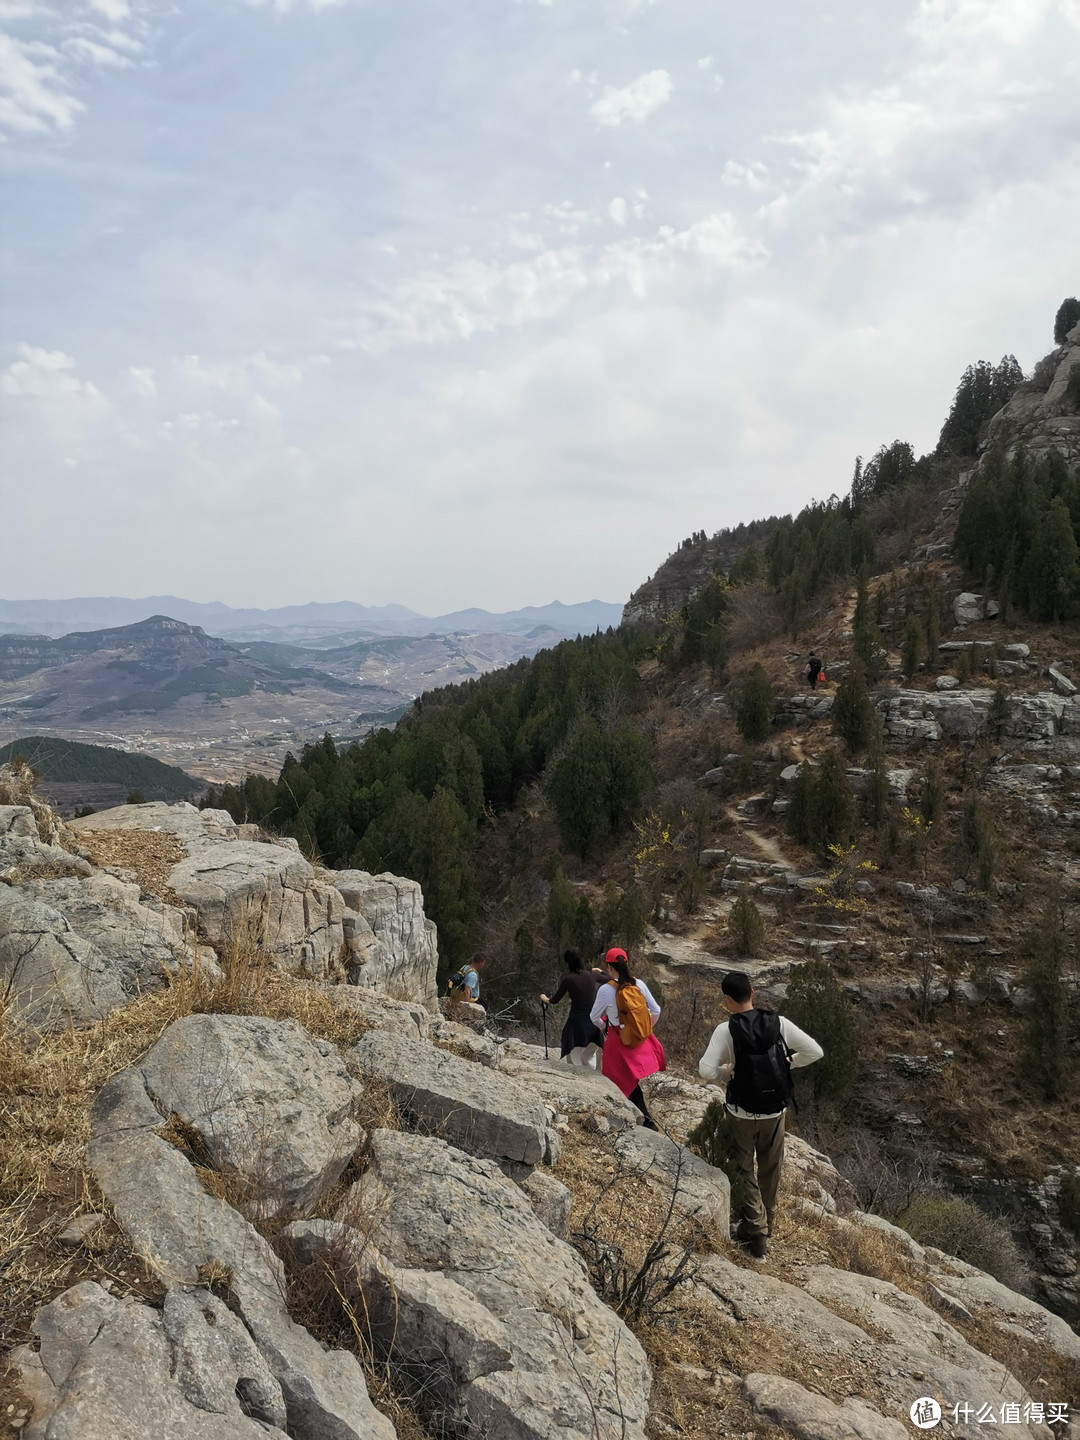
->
<box><xmin>540</xmin><ymin>950</ymin><xmax>605</xmax><ymax>1068</ymax></box>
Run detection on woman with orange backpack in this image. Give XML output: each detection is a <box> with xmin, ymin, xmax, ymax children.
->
<box><xmin>589</xmin><ymin>948</ymin><xmax>666</xmax><ymax>1129</ymax></box>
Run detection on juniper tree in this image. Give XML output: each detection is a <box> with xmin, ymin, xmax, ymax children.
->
<box><xmin>1054</xmin><ymin>296</ymin><xmax>1080</xmax><ymax>344</ymax></box>
<box><xmin>901</xmin><ymin>614</ymin><xmax>924</xmax><ymax>683</ymax></box>
<box><xmin>783</xmin><ymin>960</ymin><xmax>859</xmax><ymax>1105</ymax></box>
<box><xmin>832</xmin><ymin>660</ymin><xmax>877</xmax><ymax>754</ymax></box>
<box><xmin>736</xmin><ymin>663</ymin><xmax>774</xmax><ymax>744</ymax></box>
<box><xmin>1021</xmin><ymin>892</ymin><xmax>1075</xmax><ymax>1102</ymax></box>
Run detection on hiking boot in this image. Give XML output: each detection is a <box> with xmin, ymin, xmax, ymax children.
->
<box><xmin>743</xmin><ymin>1233</ymin><xmax>768</xmax><ymax>1260</ymax></box>
<box><xmin>642</xmin><ymin>1116</ymin><xmax>660</xmax><ymax>1132</ymax></box>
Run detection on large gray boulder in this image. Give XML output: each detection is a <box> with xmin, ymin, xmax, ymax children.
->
<box><xmin>64</xmin><ymin>804</ymin><xmax>440</xmax><ymax>1003</ymax></box>
<box><xmin>88</xmin><ymin>1063</ymin><xmax>394</xmax><ymax>1440</ymax></box>
<box><xmin>69</xmin><ymin>803</ymin><xmax>345</xmax><ymax>976</ymax></box>
<box><xmin>354</xmin><ymin>1029</ymin><xmax>557</xmax><ymax>1171</ymax></box>
<box><xmin>330</xmin><ymin>870</ymin><xmax>438</xmax><ymax>1005</ymax></box>
<box><xmin>348</xmin><ymin>1127</ymin><xmax>651</xmax><ymax>1440</ymax></box>
<box><xmin>800</xmin><ymin>1266</ymin><xmax>1039</xmax><ymax>1429</ymax></box>
<box><xmin>139</xmin><ymin>1013</ymin><xmax>364</xmax><ymax>1218</ymax></box>
<box><xmin>13</xmin><ymin>1280</ymin><xmax>288</xmax><ymax>1439</ymax></box>
<box><xmin>285</xmin><ymin>1218</ymin><xmax>514</xmax><ymax>1401</ymax></box>
<box><xmin>495</xmin><ymin>1042</ymin><xmax>641</xmax><ymax>1131</ymax></box>
<box><xmin>923</xmin><ymin>1262</ymin><xmax>1080</xmax><ymax>1363</ymax></box>
<box><xmin>743</xmin><ymin>1373</ymin><xmax>907</xmax><ymax>1440</ymax></box>
<box><xmin>612</xmin><ymin>1126</ymin><xmax>730</xmax><ymax>1229</ymax></box>
<box><xmin>0</xmin><ymin>890</ymin><xmax>129</xmax><ymax>1030</ymax></box>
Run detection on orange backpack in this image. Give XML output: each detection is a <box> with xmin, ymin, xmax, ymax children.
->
<box><xmin>615</xmin><ymin>981</ymin><xmax>653</xmax><ymax>1047</ymax></box>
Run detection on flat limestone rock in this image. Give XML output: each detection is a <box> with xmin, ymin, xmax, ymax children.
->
<box><xmin>496</xmin><ymin>1051</ymin><xmax>640</xmax><ymax>1131</ymax></box>
<box><xmin>694</xmin><ymin>1257</ymin><xmax>870</xmax><ymax>1355</ymax></box>
<box><xmin>800</xmin><ymin>1266</ymin><xmax>1038</xmax><ymax>1431</ymax></box>
<box><xmin>139</xmin><ymin>1013</ymin><xmax>364</xmax><ymax>1218</ymax></box>
<box><xmin>612</xmin><ymin>1126</ymin><xmax>730</xmax><ymax>1228</ymax></box>
<box><xmin>285</xmin><ymin>1219</ymin><xmax>514</xmax><ymax>1395</ymax></box>
<box><xmin>925</xmin><ymin>1266</ymin><xmax>1080</xmax><ymax>1363</ymax></box>
<box><xmin>354</xmin><ymin>1029</ymin><xmax>555</xmax><ymax>1169</ymax></box>
<box><xmin>517</xmin><ymin>1170</ymin><xmax>572</xmax><ymax>1238</ymax></box>
<box><xmin>88</xmin><ymin>1065</ymin><xmax>394</xmax><ymax>1440</ymax></box>
<box><xmin>743</xmin><ymin>1372</ymin><xmax>907</xmax><ymax>1440</ymax></box>
<box><xmin>24</xmin><ymin>1280</ymin><xmax>287</xmax><ymax>1440</ymax></box>
<box><xmin>351</xmin><ymin>1127</ymin><xmax>651</xmax><ymax>1440</ymax></box>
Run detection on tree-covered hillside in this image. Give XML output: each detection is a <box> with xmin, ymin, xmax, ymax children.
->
<box><xmin>0</xmin><ymin>737</ymin><xmax>202</xmax><ymax>801</ymax></box>
<box><xmin>203</xmin><ymin>632</ymin><xmax>653</xmax><ymax>964</ymax></box>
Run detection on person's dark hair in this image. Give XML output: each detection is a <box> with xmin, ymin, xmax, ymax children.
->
<box><xmin>471</xmin><ymin>956</ymin><xmax>487</xmax><ymax>969</ymax></box>
<box><xmin>721</xmin><ymin>970</ymin><xmax>752</xmax><ymax>1003</ymax></box>
<box><xmin>563</xmin><ymin>949</ymin><xmax>583</xmax><ymax>972</ymax></box>
<box><xmin>605</xmin><ymin>947</ymin><xmax>635</xmax><ymax>987</ymax></box>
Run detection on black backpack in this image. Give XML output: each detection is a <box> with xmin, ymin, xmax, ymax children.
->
<box><xmin>726</xmin><ymin>1009</ymin><xmax>795</xmax><ymax>1114</ymax></box>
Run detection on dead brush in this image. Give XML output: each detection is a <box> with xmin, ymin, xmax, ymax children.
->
<box><xmin>161</xmin><ymin>911</ymin><xmax>371</xmax><ymax>1046</ymax></box>
<box><xmin>559</xmin><ymin>1126</ymin><xmax>701</xmax><ymax>1324</ymax></box>
<box><xmin>278</xmin><ymin>1186</ymin><xmax>441</xmax><ymax>1440</ymax></box>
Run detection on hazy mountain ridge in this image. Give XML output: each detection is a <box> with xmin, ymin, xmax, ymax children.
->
<box><xmin>0</xmin><ymin>613</ymin><xmax>608</xmax><ymax>785</ymax></box>
<box><xmin>0</xmin><ymin>595</ymin><xmax>624</xmax><ymax>644</ymax></box>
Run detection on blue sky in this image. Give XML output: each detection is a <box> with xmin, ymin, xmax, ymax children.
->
<box><xmin>2</xmin><ymin>0</ymin><xmax>1078</xmax><ymax>613</ymax></box>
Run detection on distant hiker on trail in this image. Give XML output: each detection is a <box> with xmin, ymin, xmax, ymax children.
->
<box><xmin>698</xmin><ymin>970</ymin><xmax>823</xmax><ymax>1259</ymax></box>
<box><xmin>540</xmin><ymin>949</ymin><xmax>605</xmax><ymax>1069</ymax></box>
<box><xmin>807</xmin><ymin>654</ymin><xmax>823</xmax><ymax>689</ymax></box>
<box><xmin>589</xmin><ymin>948</ymin><xmax>665</xmax><ymax>1130</ymax></box>
<box><xmin>447</xmin><ymin>957</ymin><xmax>486</xmax><ymax>1017</ymax></box>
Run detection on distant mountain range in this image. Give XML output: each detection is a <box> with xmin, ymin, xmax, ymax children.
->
<box><xmin>0</xmin><ymin>596</ymin><xmax>624</xmax><ymax>646</ymax></box>
<box><xmin>0</xmin><ymin>612</ymin><xmax>608</xmax><ymax>782</ymax></box>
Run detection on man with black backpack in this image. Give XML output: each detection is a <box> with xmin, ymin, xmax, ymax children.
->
<box><xmin>698</xmin><ymin>971</ymin><xmax>823</xmax><ymax>1258</ymax></box>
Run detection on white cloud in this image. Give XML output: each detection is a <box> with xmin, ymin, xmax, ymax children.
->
<box><xmin>609</xmin><ymin>196</ymin><xmax>628</xmax><ymax>225</ymax></box>
<box><xmin>128</xmin><ymin>366</ymin><xmax>156</xmax><ymax>397</ymax></box>
<box><xmin>0</xmin><ymin>32</ymin><xmax>82</xmax><ymax>132</ymax></box>
<box><xmin>2</xmin><ymin>343</ymin><xmax>103</xmax><ymax>401</ymax></box>
<box><xmin>356</xmin><ymin>211</ymin><xmax>766</xmax><ymax>352</ymax></box>
<box><xmin>590</xmin><ymin>69</ymin><xmax>672</xmax><ymax>127</ymax></box>
<box><xmin>913</xmin><ymin>0</ymin><xmax>1073</xmax><ymax>44</ymax></box>
<box><xmin>87</xmin><ymin>0</ymin><xmax>129</xmax><ymax>19</ymax></box>
<box><xmin>64</xmin><ymin>35</ymin><xmax>131</xmax><ymax>66</ymax></box>
<box><xmin>243</xmin><ymin>0</ymin><xmax>349</xmax><ymax>10</ymax></box>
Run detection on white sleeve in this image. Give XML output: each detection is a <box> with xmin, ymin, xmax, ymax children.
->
<box><xmin>637</xmin><ymin>980</ymin><xmax>661</xmax><ymax>1019</ymax></box>
<box><xmin>780</xmin><ymin>1017</ymin><xmax>824</xmax><ymax>1068</ymax></box>
<box><xmin>698</xmin><ymin>1021</ymin><xmax>734</xmax><ymax>1082</ymax></box>
<box><xmin>590</xmin><ymin>982</ymin><xmax>616</xmax><ymax>1029</ymax></box>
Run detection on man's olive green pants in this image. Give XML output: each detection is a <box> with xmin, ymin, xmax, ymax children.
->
<box><xmin>727</xmin><ymin>1110</ymin><xmax>786</xmax><ymax>1239</ymax></box>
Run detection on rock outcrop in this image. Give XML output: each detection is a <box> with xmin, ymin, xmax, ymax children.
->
<box><xmin>85</xmin><ymin>1029</ymin><xmax>394</xmax><ymax>1440</ymax></box>
<box><xmin>341</xmin><ymin>1127</ymin><xmax>653</xmax><ymax>1440</ymax></box>
<box><xmin>1</xmin><ymin>796</ymin><xmax>439</xmax><ymax>1031</ymax></box>
<box><xmin>983</xmin><ymin>319</ymin><xmax>1080</xmax><ymax>469</ymax></box>
<box><xmin>354</xmin><ymin>1029</ymin><xmax>561</xmax><ymax>1173</ymax></box>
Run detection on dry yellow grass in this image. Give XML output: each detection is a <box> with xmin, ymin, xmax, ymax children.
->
<box><xmin>67</xmin><ymin>827</ymin><xmax>186</xmax><ymax>905</ymax></box>
<box><xmin>0</xmin><ymin>918</ymin><xmax>373</xmax><ymax>1353</ymax></box>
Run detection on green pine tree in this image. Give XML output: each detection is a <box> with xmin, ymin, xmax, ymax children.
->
<box><xmin>736</xmin><ymin>663</ymin><xmax>775</xmax><ymax>743</ymax></box>
<box><xmin>782</xmin><ymin>960</ymin><xmax>859</xmax><ymax>1104</ymax></box>
<box><xmin>1020</xmin><ymin>893</ymin><xmax>1075</xmax><ymax>1102</ymax></box>
<box><xmin>831</xmin><ymin>661</ymin><xmax>876</xmax><ymax>754</ymax></box>
<box><xmin>901</xmin><ymin>614</ymin><xmax>924</xmax><ymax>683</ymax></box>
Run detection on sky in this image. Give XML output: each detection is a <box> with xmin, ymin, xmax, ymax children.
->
<box><xmin>1</xmin><ymin>0</ymin><xmax>1078</xmax><ymax>615</ymax></box>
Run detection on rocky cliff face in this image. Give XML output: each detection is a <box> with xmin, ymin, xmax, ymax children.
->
<box><xmin>622</xmin><ymin>521</ymin><xmax>778</xmax><ymax>626</ymax></box>
<box><xmin>983</xmin><ymin>319</ymin><xmax>1080</xmax><ymax>469</ymax></box>
<box><xmin>0</xmin><ymin>784</ymin><xmax>439</xmax><ymax>1031</ymax></box>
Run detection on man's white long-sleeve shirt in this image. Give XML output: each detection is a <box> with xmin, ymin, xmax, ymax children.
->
<box><xmin>698</xmin><ymin>1013</ymin><xmax>823</xmax><ymax>1118</ymax></box>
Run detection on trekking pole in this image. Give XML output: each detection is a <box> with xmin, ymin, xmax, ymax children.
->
<box><xmin>541</xmin><ymin>1001</ymin><xmax>549</xmax><ymax>1060</ymax></box>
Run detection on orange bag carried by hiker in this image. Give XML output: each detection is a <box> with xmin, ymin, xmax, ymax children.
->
<box><xmin>615</xmin><ymin>982</ymin><xmax>653</xmax><ymax>1047</ymax></box>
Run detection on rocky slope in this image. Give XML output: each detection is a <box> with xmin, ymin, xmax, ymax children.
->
<box><xmin>1</xmin><ymin>781</ymin><xmax>1077</xmax><ymax>1438</ymax></box>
